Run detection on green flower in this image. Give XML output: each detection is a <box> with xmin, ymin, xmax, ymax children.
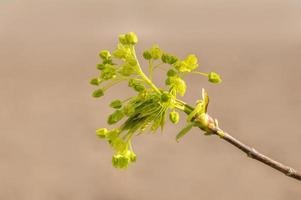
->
<box><xmin>96</xmin><ymin>128</ymin><xmax>108</xmax><ymax>138</ymax></box>
<box><xmin>99</xmin><ymin>50</ymin><xmax>111</xmax><ymax>60</ymax></box>
<box><xmin>165</xmin><ymin>77</ymin><xmax>186</xmax><ymax>96</ymax></box>
<box><xmin>208</xmin><ymin>72</ymin><xmax>222</xmax><ymax>84</ymax></box>
<box><xmin>150</xmin><ymin>45</ymin><xmax>162</xmax><ymax>60</ymax></box>
<box><xmin>92</xmin><ymin>88</ymin><xmax>104</xmax><ymax>98</ymax></box>
<box><xmin>110</xmin><ymin>99</ymin><xmax>122</xmax><ymax>109</ymax></box>
<box><xmin>125</xmin><ymin>32</ymin><xmax>138</xmax><ymax>45</ymax></box>
<box><xmin>167</xmin><ymin>69</ymin><xmax>178</xmax><ymax>77</ymax></box>
<box><xmin>174</xmin><ymin>54</ymin><xmax>198</xmax><ymax>72</ymax></box>
<box><xmin>112</xmin><ymin>153</ymin><xmax>130</xmax><ymax>169</ymax></box>
<box><xmin>143</xmin><ymin>50</ymin><xmax>152</xmax><ymax>60</ymax></box>
<box><xmin>169</xmin><ymin>110</ymin><xmax>179</xmax><ymax>124</ymax></box>
<box><xmin>162</xmin><ymin>53</ymin><xmax>178</xmax><ymax>64</ymax></box>
<box><xmin>107</xmin><ymin>110</ymin><xmax>124</xmax><ymax>124</ymax></box>
<box><xmin>100</xmin><ymin>65</ymin><xmax>116</xmax><ymax>80</ymax></box>
<box><xmin>90</xmin><ymin>77</ymin><xmax>101</xmax><ymax>86</ymax></box>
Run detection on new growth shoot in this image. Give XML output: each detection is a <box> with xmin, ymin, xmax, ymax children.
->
<box><xmin>90</xmin><ymin>32</ymin><xmax>222</xmax><ymax>169</ymax></box>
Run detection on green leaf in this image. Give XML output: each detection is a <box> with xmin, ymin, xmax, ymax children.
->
<box><xmin>176</xmin><ymin>122</ymin><xmax>194</xmax><ymax>142</ymax></box>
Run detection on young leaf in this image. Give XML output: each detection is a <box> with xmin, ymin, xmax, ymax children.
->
<box><xmin>176</xmin><ymin>122</ymin><xmax>194</xmax><ymax>142</ymax></box>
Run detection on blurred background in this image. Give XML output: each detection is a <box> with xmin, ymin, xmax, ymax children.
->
<box><xmin>1</xmin><ymin>0</ymin><xmax>301</xmax><ymax>199</ymax></box>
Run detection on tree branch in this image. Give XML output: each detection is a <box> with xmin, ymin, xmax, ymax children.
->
<box><xmin>206</xmin><ymin>122</ymin><xmax>301</xmax><ymax>181</ymax></box>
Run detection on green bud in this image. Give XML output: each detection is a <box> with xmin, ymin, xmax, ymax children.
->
<box><xmin>175</xmin><ymin>54</ymin><xmax>198</xmax><ymax>73</ymax></box>
<box><xmin>118</xmin><ymin>34</ymin><xmax>127</xmax><ymax>45</ymax></box>
<box><xmin>96</xmin><ymin>63</ymin><xmax>105</xmax><ymax>70</ymax></box>
<box><xmin>106</xmin><ymin>128</ymin><xmax>120</xmax><ymax>142</ymax></box>
<box><xmin>92</xmin><ymin>88</ymin><xmax>104</xmax><ymax>98</ymax></box>
<box><xmin>107</xmin><ymin>110</ymin><xmax>124</xmax><ymax>124</ymax></box>
<box><xmin>134</xmin><ymin>84</ymin><xmax>145</xmax><ymax>92</ymax></box>
<box><xmin>127</xmin><ymin>57</ymin><xmax>137</xmax><ymax>66</ymax></box>
<box><xmin>100</xmin><ymin>65</ymin><xmax>116</xmax><ymax>80</ymax></box>
<box><xmin>123</xmin><ymin>104</ymin><xmax>135</xmax><ymax>116</ymax></box>
<box><xmin>112</xmin><ymin>153</ymin><xmax>130</xmax><ymax>169</ymax></box>
<box><xmin>143</xmin><ymin>50</ymin><xmax>152</xmax><ymax>60</ymax></box>
<box><xmin>165</xmin><ymin>77</ymin><xmax>186</xmax><ymax>96</ymax></box>
<box><xmin>96</xmin><ymin>128</ymin><xmax>108</xmax><ymax>138</ymax></box>
<box><xmin>90</xmin><ymin>78</ymin><xmax>101</xmax><ymax>86</ymax></box>
<box><xmin>126</xmin><ymin>150</ymin><xmax>137</xmax><ymax>162</ymax></box>
<box><xmin>161</xmin><ymin>92</ymin><xmax>171</xmax><ymax>102</ymax></box>
<box><xmin>110</xmin><ymin>99</ymin><xmax>122</xmax><ymax>109</ymax></box>
<box><xmin>112</xmin><ymin>47</ymin><xmax>131</xmax><ymax>59</ymax></box>
<box><xmin>169</xmin><ymin>111</ymin><xmax>180</xmax><ymax>124</ymax></box>
<box><xmin>167</xmin><ymin>69</ymin><xmax>177</xmax><ymax>77</ymax></box>
<box><xmin>111</xmin><ymin>137</ymin><xmax>127</xmax><ymax>152</ymax></box>
<box><xmin>119</xmin><ymin>64</ymin><xmax>135</xmax><ymax>76</ymax></box>
<box><xmin>208</xmin><ymin>72</ymin><xmax>222</xmax><ymax>84</ymax></box>
<box><xmin>150</xmin><ymin>45</ymin><xmax>162</xmax><ymax>60</ymax></box>
<box><xmin>125</xmin><ymin>32</ymin><xmax>138</xmax><ymax>45</ymax></box>
<box><xmin>162</xmin><ymin>53</ymin><xmax>178</xmax><ymax>64</ymax></box>
<box><xmin>99</xmin><ymin>50</ymin><xmax>111</xmax><ymax>60</ymax></box>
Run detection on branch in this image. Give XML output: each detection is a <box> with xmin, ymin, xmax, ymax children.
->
<box><xmin>204</xmin><ymin>116</ymin><xmax>301</xmax><ymax>181</ymax></box>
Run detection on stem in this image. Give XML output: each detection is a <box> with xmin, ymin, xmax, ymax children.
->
<box><xmin>176</xmin><ymin>99</ymin><xmax>301</xmax><ymax>181</ymax></box>
<box><xmin>131</xmin><ymin>46</ymin><xmax>161</xmax><ymax>94</ymax></box>
<box><xmin>191</xmin><ymin>71</ymin><xmax>209</xmax><ymax>76</ymax></box>
<box><xmin>210</xmin><ymin>127</ymin><xmax>301</xmax><ymax>181</ymax></box>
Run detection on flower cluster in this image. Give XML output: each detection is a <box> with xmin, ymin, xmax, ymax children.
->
<box><xmin>90</xmin><ymin>32</ymin><xmax>222</xmax><ymax>169</ymax></box>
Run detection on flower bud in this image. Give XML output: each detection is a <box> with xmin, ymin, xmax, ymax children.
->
<box><xmin>96</xmin><ymin>63</ymin><xmax>105</xmax><ymax>70</ymax></box>
<box><xmin>150</xmin><ymin>45</ymin><xmax>162</xmax><ymax>60</ymax></box>
<box><xmin>92</xmin><ymin>88</ymin><xmax>104</xmax><ymax>98</ymax></box>
<box><xmin>112</xmin><ymin>154</ymin><xmax>130</xmax><ymax>169</ymax></box>
<box><xmin>125</xmin><ymin>32</ymin><xmax>138</xmax><ymax>45</ymax></box>
<box><xmin>208</xmin><ymin>72</ymin><xmax>222</xmax><ymax>84</ymax></box>
<box><xmin>111</xmin><ymin>137</ymin><xmax>127</xmax><ymax>152</ymax></box>
<box><xmin>161</xmin><ymin>92</ymin><xmax>171</xmax><ymax>102</ymax></box>
<box><xmin>167</xmin><ymin>69</ymin><xmax>177</xmax><ymax>77</ymax></box>
<box><xmin>118</xmin><ymin>34</ymin><xmax>127</xmax><ymax>45</ymax></box>
<box><xmin>107</xmin><ymin>110</ymin><xmax>124</xmax><ymax>124</ymax></box>
<box><xmin>110</xmin><ymin>99</ymin><xmax>122</xmax><ymax>109</ymax></box>
<box><xmin>162</xmin><ymin>53</ymin><xmax>178</xmax><ymax>64</ymax></box>
<box><xmin>127</xmin><ymin>57</ymin><xmax>137</xmax><ymax>66</ymax></box>
<box><xmin>100</xmin><ymin>65</ymin><xmax>116</xmax><ymax>80</ymax></box>
<box><xmin>96</xmin><ymin>128</ymin><xmax>108</xmax><ymax>138</ymax></box>
<box><xmin>123</xmin><ymin>104</ymin><xmax>135</xmax><ymax>116</ymax></box>
<box><xmin>143</xmin><ymin>50</ymin><xmax>152</xmax><ymax>60</ymax></box>
<box><xmin>99</xmin><ymin>50</ymin><xmax>111</xmax><ymax>60</ymax></box>
<box><xmin>90</xmin><ymin>78</ymin><xmax>101</xmax><ymax>86</ymax></box>
<box><xmin>126</xmin><ymin>150</ymin><xmax>137</xmax><ymax>162</ymax></box>
<box><xmin>169</xmin><ymin>110</ymin><xmax>179</xmax><ymax>124</ymax></box>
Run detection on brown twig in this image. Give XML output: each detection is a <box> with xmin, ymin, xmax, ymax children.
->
<box><xmin>206</xmin><ymin>120</ymin><xmax>301</xmax><ymax>181</ymax></box>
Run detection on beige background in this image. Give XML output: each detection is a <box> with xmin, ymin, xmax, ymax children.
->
<box><xmin>1</xmin><ymin>0</ymin><xmax>301</xmax><ymax>199</ymax></box>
